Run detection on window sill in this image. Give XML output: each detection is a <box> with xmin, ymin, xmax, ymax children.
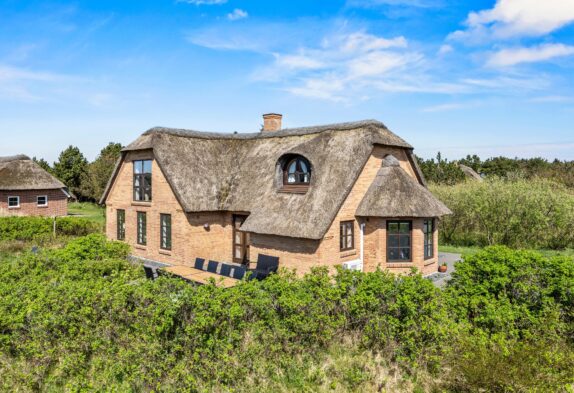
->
<box><xmin>134</xmin><ymin>245</ymin><xmax>147</xmax><ymax>250</ymax></box>
<box><xmin>340</xmin><ymin>249</ymin><xmax>356</xmax><ymax>258</ymax></box>
<box><xmin>278</xmin><ymin>185</ymin><xmax>308</xmax><ymax>194</ymax></box>
<box><xmin>424</xmin><ymin>258</ymin><xmax>435</xmax><ymax>266</ymax></box>
<box><xmin>37</xmin><ymin>205</ymin><xmax>48</xmax><ymax>208</ymax></box>
<box><xmin>159</xmin><ymin>249</ymin><xmax>172</xmax><ymax>256</ymax></box>
<box><xmin>132</xmin><ymin>201</ymin><xmax>152</xmax><ymax>207</ymax></box>
<box><xmin>387</xmin><ymin>262</ymin><xmax>413</xmax><ymax>268</ymax></box>
<box><xmin>8</xmin><ymin>206</ymin><xmax>20</xmax><ymax>209</ymax></box>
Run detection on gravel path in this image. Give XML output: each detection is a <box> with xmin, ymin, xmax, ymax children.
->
<box><xmin>427</xmin><ymin>252</ymin><xmax>462</xmax><ymax>288</ymax></box>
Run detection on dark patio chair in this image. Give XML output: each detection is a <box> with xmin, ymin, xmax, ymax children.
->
<box><xmin>231</xmin><ymin>265</ymin><xmax>246</xmax><ymax>280</ymax></box>
<box><xmin>194</xmin><ymin>257</ymin><xmax>206</xmax><ymax>270</ymax></box>
<box><xmin>219</xmin><ymin>263</ymin><xmax>232</xmax><ymax>277</ymax></box>
<box><xmin>250</xmin><ymin>254</ymin><xmax>279</xmax><ymax>280</ymax></box>
<box><xmin>207</xmin><ymin>260</ymin><xmax>219</xmax><ymax>273</ymax></box>
<box><xmin>143</xmin><ymin>265</ymin><xmax>156</xmax><ymax>280</ymax></box>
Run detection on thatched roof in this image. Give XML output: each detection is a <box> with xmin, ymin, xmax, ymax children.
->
<box><xmin>356</xmin><ymin>155</ymin><xmax>452</xmax><ymax>218</ymax></box>
<box><xmin>0</xmin><ymin>155</ymin><xmax>66</xmax><ymax>191</ymax></box>
<box><xmin>102</xmin><ymin>120</ymin><xmax>435</xmax><ymax>239</ymax></box>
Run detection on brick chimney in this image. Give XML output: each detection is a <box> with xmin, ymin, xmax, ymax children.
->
<box><xmin>262</xmin><ymin>113</ymin><xmax>282</xmax><ymax>132</ymax></box>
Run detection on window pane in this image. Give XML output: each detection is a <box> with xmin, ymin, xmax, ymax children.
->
<box><xmin>388</xmin><ymin>248</ymin><xmax>399</xmax><ymax>260</ymax></box>
<box><xmin>134</xmin><ymin>161</ymin><xmax>142</xmax><ymax>174</ymax></box>
<box><xmin>399</xmin><ymin>222</ymin><xmax>410</xmax><ymax>233</ymax></box>
<box><xmin>144</xmin><ymin>173</ymin><xmax>152</xmax><ymax>188</ymax></box>
<box><xmin>399</xmin><ymin>235</ymin><xmax>410</xmax><ymax>247</ymax></box>
<box><xmin>235</xmin><ymin>246</ymin><xmax>242</xmax><ymax>259</ymax></box>
<box><xmin>299</xmin><ymin>160</ymin><xmax>308</xmax><ymax>173</ymax></box>
<box><xmin>143</xmin><ymin>160</ymin><xmax>152</xmax><ymax>174</ymax></box>
<box><xmin>399</xmin><ymin>248</ymin><xmax>410</xmax><ymax>260</ymax></box>
<box><xmin>388</xmin><ymin>235</ymin><xmax>399</xmax><ymax>247</ymax></box>
<box><xmin>388</xmin><ymin>222</ymin><xmax>399</xmax><ymax>233</ymax></box>
<box><xmin>287</xmin><ymin>174</ymin><xmax>296</xmax><ymax>183</ymax></box>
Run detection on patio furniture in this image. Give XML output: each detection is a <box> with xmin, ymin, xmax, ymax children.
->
<box><xmin>194</xmin><ymin>257</ymin><xmax>206</xmax><ymax>270</ymax></box>
<box><xmin>143</xmin><ymin>265</ymin><xmax>156</xmax><ymax>280</ymax></box>
<box><xmin>251</xmin><ymin>254</ymin><xmax>279</xmax><ymax>280</ymax></box>
<box><xmin>207</xmin><ymin>260</ymin><xmax>219</xmax><ymax>273</ymax></box>
<box><xmin>231</xmin><ymin>265</ymin><xmax>246</xmax><ymax>280</ymax></box>
<box><xmin>219</xmin><ymin>263</ymin><xmax>232</xmax><ymax>277</ymax></box>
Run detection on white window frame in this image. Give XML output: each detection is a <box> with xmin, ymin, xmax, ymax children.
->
<box><xmin>8</xmin><ymin>196</ymin><xmax>20</xmax><ymax>208</ymax></box>
<box><xmin>37</xmin><ymin>195</ymin><xmax>48</xmax><ymax>207</ymax></box>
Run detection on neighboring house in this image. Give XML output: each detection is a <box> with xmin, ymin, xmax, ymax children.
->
<box><xmin>0</xmin><ymin>155</ymin><xmax>69</xmax><ymax>217</ymax></box>
<box><xmin>101</xmin><ymin>115</ymin><xmax>451</xmax><ymax>276</ymax></box>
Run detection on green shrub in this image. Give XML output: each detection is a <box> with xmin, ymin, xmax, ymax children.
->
<box><xmin>431</xmin><ymin>177</ymin><xmax>574</xmax><ymax>249</ymax></box>
<box><xmin>0</xmin><ymin>216</ymin><xmax>101</xmax><ymax>242</ymax></box>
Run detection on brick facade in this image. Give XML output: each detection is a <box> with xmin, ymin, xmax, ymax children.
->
<box><xmin>0</xmin><ymin>189</ymin><xmax>67</xmax><ymax>217</ymax></box>
<box><xmin>105</xmin><ymin>146</ymin><xmax>440</xmax><ymax>276</ymax></box>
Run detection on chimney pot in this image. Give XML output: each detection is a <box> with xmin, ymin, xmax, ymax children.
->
<box><xmin>262</xmin><ymin>113</ymin><xmax>282</xmax><ymax>132</ymax></box>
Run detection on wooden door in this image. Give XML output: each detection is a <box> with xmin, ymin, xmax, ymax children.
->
<box><xmin>233</xmin><ymin>215</ymin><xmax>250</xmax><ymax>264</ymax></box>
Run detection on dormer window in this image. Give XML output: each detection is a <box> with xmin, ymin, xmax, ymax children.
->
<box><xmin>284</xmin><ymin>157</ymin><xmax>311</xmax><ymax>185</ymax></box>
<box><xmin>280</xmin><ymin>155</ymin><xmax>311</xmax><ymax>193</ymax></box>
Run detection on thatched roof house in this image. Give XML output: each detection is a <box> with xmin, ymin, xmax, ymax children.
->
<box><xmin>102</xmin><ymin>115</ymin><xmax>451</xmax><ymax>276</ymax></box>
<box><xmin>0</xmin><ymin>155</ymin><xmax>69</xmax><ymax>216</ymax></box>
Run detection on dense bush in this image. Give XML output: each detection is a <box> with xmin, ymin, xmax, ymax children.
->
<box><xmin>0</xmin><ymin>237</ymin><xmax>572</xmax><ymax>391</ymax></box>
<box><xmin>431</xmin><ymin>177</ymin><xmax>574</xmax><ymax>249</ymax></box>
<box><xmin>0</xmin><ymin>216</ymin><xmax>101</xmax><ymax>242</ymax></box>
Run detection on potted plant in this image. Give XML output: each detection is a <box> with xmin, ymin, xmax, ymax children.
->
<box><xmin>438</xmin><ymin>263</ymin><xmax>447</xmax><ymax>273</ymax></box>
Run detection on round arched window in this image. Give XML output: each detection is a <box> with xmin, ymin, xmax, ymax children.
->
<box><xmin>283</xmin><ymin>156</ymin><xmax>311</xmax><ymax>185</ymax></box>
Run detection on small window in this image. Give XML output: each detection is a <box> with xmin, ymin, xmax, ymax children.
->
<box><xmin>340</xmin><ymin>221</ymin><xmax>354</xmax><ymax>251</ymax></box>
<box><xmin>133</xmin><ymin>160</ymin><xmax>152</xmax><ymax>202</ymax></box>
<box><xmin>160</xmin><ymin>214</ymin><xmax>172</xmax><ymax>250</ymax></box>
<box><xmin>8</xmin><ymin>196</ymin><xmax>19</xmax><ymax>208</ymax></box>
<box><xmin>387</xmin><ymin>221</ymin><xmax>412</xmax><ymax>262</ymax></box>
<box><xmin>117</xmin><ymin>209</ymin><xmax>126</xmax><ymax>241</ymax></box>
<box><xmin>137</xmin><ymin>211</ymin><xmax>147</xmax><ymax>245</ymax></box>
<box><xmin>283</xmin><ymin>156</ymin><xmax>311</xmax><ymax>185</ymax></box>
<box><xmin>424</xmin><ymin>219</ymin><xmax>434</xmax><ymax>259</ymax></box>
<box><xmin>37</xmin><ymin>195</ymin><xmax>48</xmax><ymax>207</ymax></box>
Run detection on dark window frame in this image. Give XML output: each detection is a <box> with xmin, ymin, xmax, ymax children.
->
<box><xmin>232</xmin><ymin>214</ymin><xmax>250</xmax><ymax>264</ymax></box>
<box><xmin>133</xmin><ymin>160</ymin><xmax>152</xmax><ymax>202</ymax></box>
<box><xmin>117</xmin><ymin>209</ymin><xmax>126</xmax><ymax>241</ymax></box>
<box><xmin>387</xmin><ymin>220</ymin><xmax>412</xmax><ymax>263</ymax></box>
<box><xmin>8</xmin><ymin>196</ymin><xmax>19</xmax><ymax>208</ymax></box>
<box><xmin>340</xmin><ymin>220</ymin><xmax>355</xmax><ymax>251</ymax></box>
<box><xmin>137</xmin><ymin>211</ymin><xmax>147</xmax><ymax>246</ymax></box>
<box><xmin>160</xmin><ymin>213</ymin><xmax>172</xmax><ymax>251</ymax></box>
<box><xmin>37</xmin><ymin>195</ymin><xmax>48</xmax><ymax>207</ymax></box>
<box><xmin>423</xmin><ymin>218</ymin><xmax>434</xmax><ymax>260</ymax></box>
<box><xmin>282</xmin><ymin>156</ymin><xmax>311</xmax><ymax>186</ymax></box>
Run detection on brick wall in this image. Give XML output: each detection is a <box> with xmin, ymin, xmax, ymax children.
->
<box><xmin>0</xmin><ymin>189</ymin><xmax>67</xmax><ymax>217</ymax></box>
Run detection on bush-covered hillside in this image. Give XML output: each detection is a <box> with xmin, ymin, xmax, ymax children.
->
<box><xmin>0</xmin><ymin>235</ymin><xmax>572</xmax><ymax>392</ymax></box>
<box><xmin>431</xmin><ymin>177</ymin><xmax>574</xmax><ymax>249</ymax></box>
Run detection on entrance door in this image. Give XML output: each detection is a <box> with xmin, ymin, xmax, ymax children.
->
<box><xmin>233</xmin><ymin>215</ymin><xmax>250</xmax><ymax>264</ymax></box>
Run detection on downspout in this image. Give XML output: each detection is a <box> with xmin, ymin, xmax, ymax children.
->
<box><xmin>360</xmin><ymin>222</ymin><xmax>365</xmax><ymax>272</ymax></box>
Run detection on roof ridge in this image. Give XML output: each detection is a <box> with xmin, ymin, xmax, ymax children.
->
<box><xmin>0</xmin><ymin>154</ymin><xmax>30</xmax><ymax>163</ymax></box>
<box><xmin>142</xmin><ymin>119</ymin><xmax>388</xmax><ymax>140</ymax></box>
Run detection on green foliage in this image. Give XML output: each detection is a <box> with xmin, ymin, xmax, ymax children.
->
<box><xmin>431</xmin><ymin>177</ymin><xmax>574</xmax><ymax>249</ymax></box>
<box><xmin>416</xmin><ymin>153</ymin><xmax>466</xmax><ymax>185</ymax></box>
<box><xmin>80</xmin><ymin>142</ymin><xmax>123</xmax><ymax>202</ymax></box>
<box><xmin>52</xmin><ymin>145</ymin><xmax>89</xmax><ymax>200</ymax></box>
<box><xmin>443</xmin><ymin>246</ymin><xmax>574</xmax><ymax>392</ymax></box>
<box><xmin>0</xmin><ymin>238</ymin><xmax>572</xmax><ymax>391</ymax></box>
<box><xmin>32</xmin><ymin>156</ymin><xmax>53</xmax><ymax>174</ymax></box>
<box><xmin>0</xmin><ymin>216</ymin><xmax>101</xmax><ymax>242</ymax></box>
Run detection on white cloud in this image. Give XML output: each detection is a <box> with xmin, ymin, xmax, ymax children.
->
<box><xmin>486</xmin><ymin>43</ymin><xmax>574</xmax><ymax>67</ymax></box>
<box><xmin>227</xmin><ymin>8</ymin><xmax>248</xmax><ymax>21</ymax></box>
<box><xmin>422</xmin><ymin>102</ymin><xmax>469</xmax><ymax>112</ymax></box>
<box><xmin>177</xmin><ymin>0</ymin><xmax>227</xmax><ymax>5</ymax></box>
<box><xmin>450</xmin><ymin>0</ymin><xmax>574</xmax><ymax>41</ymax></box>
<box><xmin>438</xmin><ymin>44</ymin><xmax>453</xmax><ymax>55</ymax></box>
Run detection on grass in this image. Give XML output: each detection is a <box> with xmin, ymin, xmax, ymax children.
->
<box><xmin>68</xmin><ymin>202</ymin><xmax>105</xmax><ymax>225</ymax></box>
<box><xmin>439</xmin><ymin>244</ymin><xmax>574</xmax><ymax>258</ymax></box>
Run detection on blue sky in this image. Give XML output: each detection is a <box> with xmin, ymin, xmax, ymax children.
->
<box><xmin>0</xmin><ymin>0</ymin><xmax>573</xmax><ymax>162</ymax></box>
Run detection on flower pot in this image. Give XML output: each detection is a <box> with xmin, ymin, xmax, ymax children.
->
<box><xmin>438</xmin><ymin>265</ymin><xmax>447</xmax><ymax>273</ymax></box>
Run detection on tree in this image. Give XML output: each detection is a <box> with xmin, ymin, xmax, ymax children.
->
<box><xmin>32</xmin><ymin>157</ymin><xmax>53</xmax><ymax>174</ymax></box>
<box><xmin>81</xmin><ymin>142</ymin><xmax>123</xmax><ymax>201</ymax></box>
<box><xmin>52</xmin><ymin>146</ymin><xmax>89</xmax><ymax>200</ymax></box>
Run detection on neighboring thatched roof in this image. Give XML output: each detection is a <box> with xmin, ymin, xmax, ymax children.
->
<box><xmin>459</xmin><ymin>164</ymin><xmax>483</xmax><ymax>182</ymax></box>
<box><xmin>102</xmin><ymin>120</ymin><xmax>432</xmax><ymax>240</ymax></box>
<box><xmin>0</xmin><ymin>155</ymin><xmax>66</xmax><ymax>191</ymax></box>
<box><xmin>356</xmin><ymin>155</ymin><xmax>452</xmax><ymax>218</ymax></box>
